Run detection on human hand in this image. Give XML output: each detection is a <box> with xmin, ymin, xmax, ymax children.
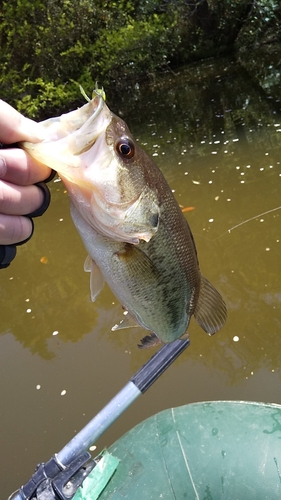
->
<box><xmin>0</xmin><ymin>100</ymin><xmax>54</xmax><ymax>267</ymax></box>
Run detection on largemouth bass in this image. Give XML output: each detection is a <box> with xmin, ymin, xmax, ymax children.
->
<box><xmin>22</xmin><ymin>90</ymin><xmax>227</xmax><ymax>346</ymax></box>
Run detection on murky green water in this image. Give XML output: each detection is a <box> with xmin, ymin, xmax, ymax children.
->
<box><xmin>2</xmin><ymin>53</ymin><xmax>281</xmax><ymax>496</ymax></box>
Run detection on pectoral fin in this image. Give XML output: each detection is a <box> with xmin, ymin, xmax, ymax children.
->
<box><xmin>113</xmin><ymin>243</ymin><xmax>160</xmax><ymax>284</ymax></box>
<box><xmin>194</xmin><ymin>274</ymin><xmax>227</xmax><ymax>335</ymax></box>
<box><xmin>83</xmin><ymin>255</ymin><xmax>105</xmax><ymax>302</ymax></box>
<box><xmin>112</xmin><ymin>245</ymin><xmax>162</xmax><ymax>339</ymax></box>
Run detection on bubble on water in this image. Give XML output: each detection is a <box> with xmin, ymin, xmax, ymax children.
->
<box><xmin>26</xmin><ymin>309</ymin><xmax>32</xmax><ymax>313</ymax></box>
<box><xmin>61</xmin><ymin>390</ymin><xmax>66</xmax><ymax>396</ymax></box>
<box><xmin>36</xmin><ymin>385</ymin><xmax>41</xmax><ymax>390</ymax></box>
<box><xmin>233</xmin><ymin>336</ymin><xmax>239</xmax><ymax>342</ymax></box>
<box><xmin>52</xmin><ymin>330</ymin><xmax>59</xmax><ymax>336</ymax></box>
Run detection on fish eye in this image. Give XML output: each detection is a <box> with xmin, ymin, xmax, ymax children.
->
<box><xmin>116</xmin><ymin>138</ymin><xmax>135</xmax><ymax>159</ymax></box>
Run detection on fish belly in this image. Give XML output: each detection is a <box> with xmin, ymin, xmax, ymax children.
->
<box><xmin>70</xmin><ymin>203</ymin><xmax>191</xmax><ymax>342</ymax></box>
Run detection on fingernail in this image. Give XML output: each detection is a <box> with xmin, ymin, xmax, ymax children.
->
<box><xmin>0</xmin><ymin>157</ymin><xmax>7</xmax><ymax>177</ymax></box>
<box><xmin>20</xmin><ymin>117</ymin><xmax>47</xmax><ymax>142</ymax></box>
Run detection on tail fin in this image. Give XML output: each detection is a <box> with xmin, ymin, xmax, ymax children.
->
<box><xmin>194</xmin><ymin>274</ymin><xmax>227</xmax><ymax>335</ymax></box>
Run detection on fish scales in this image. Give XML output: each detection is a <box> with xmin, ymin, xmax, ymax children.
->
<box><xmin>21</xmin><ymin>91</ymin><xmax>227</xmax><ymax>345</ymax></box>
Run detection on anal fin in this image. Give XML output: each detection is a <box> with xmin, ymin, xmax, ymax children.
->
<box><xmin>138</xmin><ymin>332</ymin><xmax>162</xmax><ymax>349</ymax></box>
<box><xmin>194</xmin><ymin>274</ymin><xmax>227</xmax><ymax>335</ymax></box>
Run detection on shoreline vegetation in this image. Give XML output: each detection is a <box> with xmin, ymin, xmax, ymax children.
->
<box><xmin>1</xmin><ymin>0</ymin><xmax>280</xmax><ymax>119</ymax></box>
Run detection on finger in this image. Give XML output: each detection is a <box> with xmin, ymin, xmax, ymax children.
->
<box><xmin>0</xmin><ymin>180</ymin><xmax>45</xmax><ymax>215</ymax></box>
<box><xmin>0</xmin><ymin>214</ymin><xmax>33</xmax><ymax>245</ymax></box>
<box><xmin>0</xmin><ymin>100</ymin><xmax>46</xmax><ymax>144</ymax></box>
<box><xmin>0</xmin><ymin>148</ymin><xmax>51</xmax><ymax>185</ymax></box>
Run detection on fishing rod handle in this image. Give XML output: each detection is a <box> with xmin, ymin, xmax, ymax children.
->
<box><xmin>131</xmin><ymin>338</ymin><xmax>190</xmax><ymax>393</ymax></box>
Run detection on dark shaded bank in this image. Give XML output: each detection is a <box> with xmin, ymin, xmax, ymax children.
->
<box><xmin>113</xmin><ymin>50</ymin><xmax>281</xmax><ymax>153</ymax></box>
<box><xmin>1</xmin><ymin>0</ymin><xmax>280</xmax><ymax>118</ymax></box>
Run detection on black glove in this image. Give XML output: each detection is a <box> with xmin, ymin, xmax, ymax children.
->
<box><xmin>0</xmin><ymin>170</ymin><xmax>56</xmax><ymax>269</ymax></box>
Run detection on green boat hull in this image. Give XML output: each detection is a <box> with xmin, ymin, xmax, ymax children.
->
<box><xmin>96</xmin><ymin>401</ymin><xmax>281</xmax><ymax>499</ymax></box>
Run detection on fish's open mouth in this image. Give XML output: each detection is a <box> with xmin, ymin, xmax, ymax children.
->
<box><xmin>21</xmin><ymin>92</ymin><xmax>112</xmax><ymax>179</ymax></box>
<box><xmin>39</xmin><ymin>92</ymin><xmax>107</xmax><ymax>143</ymax></box>
<box><xmin>71</xmin><ymin>94</ymin><xmax>110</xmax><ymax>155</ymax></box>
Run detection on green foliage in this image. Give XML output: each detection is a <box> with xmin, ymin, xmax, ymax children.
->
<box><xmin>90</xmin><ymin>15</ymin><xmax>177</xmax><ymax>87</ymax></box>
<box><xmin>15</xmin><ymin>79</ymin><xmax>78</xmax><ymax>118</ymax></box>
<box><xmin>0</xmin><ymin>0</ymin><xmax>280</xmax><ymax>119</ymax></box>
<box><xmin>236</xmin><ymin>0</ymin><xmax>281</xmax><ymax>48</ymax></box>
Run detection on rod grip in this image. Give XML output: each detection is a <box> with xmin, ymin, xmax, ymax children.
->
<box><xmin>131</xmin><ymin>338</ymin><xmax>190</xmax><ymax>393</ymax></box>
